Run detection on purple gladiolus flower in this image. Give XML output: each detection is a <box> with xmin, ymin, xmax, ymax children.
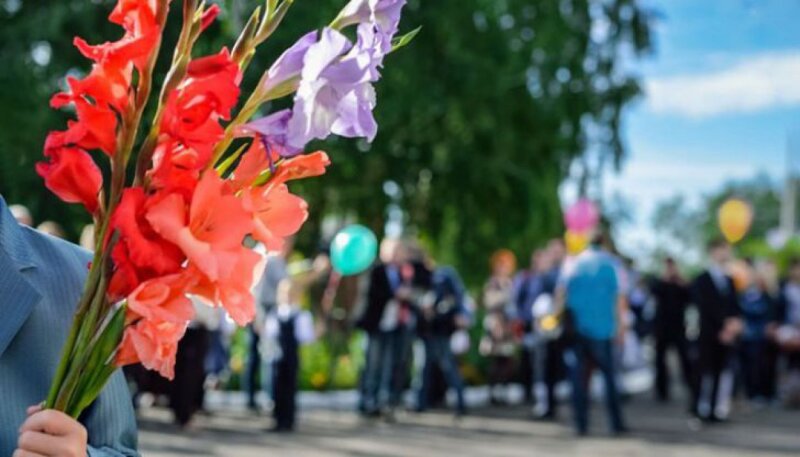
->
<box><xmin>287</xmin><ymin>27</ymin><xmax>379</xmax><ymax>147</ymax></box>
<box><xmin>240</xmin><ymin>0</ymin><xmax>405</xmax><ymax>156</ymax></box>
<box><xmin>337</xmin><ymin>0</ymin><xmax>406</xmax><ymax>44</ymax></box>
<box><xmin>263</xmin><ymin>31</ymin><xmax>318</xmax><ymax>94</ymax></box>
<box><xmin>235</xmin><ymin>109</ymin><xmax>301</xmax><ymax>157</ymax></box>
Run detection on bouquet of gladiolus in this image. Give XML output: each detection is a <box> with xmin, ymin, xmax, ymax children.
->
<box><xmin>37</xmin><ymin>0</ymin><xmax>414</xmax><ymax>417</ymax></box>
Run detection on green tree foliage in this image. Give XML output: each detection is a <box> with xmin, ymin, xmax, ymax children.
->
<box><xmin>0</xmin><ymin>0</ymin><xmax>652</xmax><ymax>284</ymax></box>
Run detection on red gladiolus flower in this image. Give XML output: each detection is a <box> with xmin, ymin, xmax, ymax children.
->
<box><xmin>200</xmin><ymin>4</ymin><xmax>221</xmax><ymax>32</ymax></box>
<box><xmin>52</xmin><ymin>63</ymin><xmax>132</xmax><ymax>114</ymax></box>
<box><xmin>116</xmin><ymin>318</ymin><xmax>187</xmax><ymax>379</ymax></box>
<box><xmin>77</xmin><ymin>0</ymin><xmax>160</xmax><ymax>71</ymax></box>
<box><xmin>110</xmin><ymin>187</ymin><xmax>186</xmax><ymax>273</ymax></box>
<box><xmin>108</xmin><ymin>243</ymin><xmax>141</xmax><ymax>300</ymax></box>
<box><xmin>51</xmin><ymin>99</ymin><xmax>119</xmax><ymax>156</ymax></box>
<box><xmin>46</xmin><ymin>0</ymin><xmax>163</xmax><ymax>164</ymax></box>
<box><xmin>146</xmin><ymin>140</ymin><xmax>204</xmax><ymax>200</ymax></box>
<box><xmin>35</xmin><ymin>142</ymin><xmax>103</xmax><ymax>214</ymax></box>
<box><xmin>159</xmin><ymin>49</ymin><xmax>241</xmax><ymax>166</ymax></box>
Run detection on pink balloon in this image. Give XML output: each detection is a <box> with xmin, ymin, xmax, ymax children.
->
<box><xmin>564</xmin><ymin>199</ymin><xmax>599</xmax><ymax>232</ymax></box>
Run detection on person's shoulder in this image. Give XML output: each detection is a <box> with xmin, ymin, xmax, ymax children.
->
<box><xmin>21</xmin><ymin>226</ymin><xmax>92</xmax><ymax>281</ymax></box>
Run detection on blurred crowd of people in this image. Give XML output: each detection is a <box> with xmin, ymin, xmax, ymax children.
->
<box><xmin>475</xmin><ymin>234</ymin><xmax>800</xmax><ymax>435</ymax></box>
<box><xmin>9</xmin><ymin>203</ymin><xmax>800</xmax><ymax>436</ymax></box>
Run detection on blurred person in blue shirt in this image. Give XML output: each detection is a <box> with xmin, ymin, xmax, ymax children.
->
<box><xmin>738</xmin><ymin>261</ymin><xmax>779</xmax><ymax>404</ymax></box>
<box><xmin>557</xmin><ymin>231</ymin><xmax>627</xmax><ymax>436</ymax></box>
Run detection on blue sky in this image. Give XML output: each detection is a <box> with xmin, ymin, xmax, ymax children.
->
<box><xmin>599</xmin><ymin>0</ymin><xmax>800</xmax><ymax>257</ymax></box>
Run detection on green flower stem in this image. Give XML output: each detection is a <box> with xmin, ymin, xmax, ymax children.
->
<box><xmin>43</xmin><ymin>249</ymin><xmax>103</xmax><ymax>408</ymax></box>
<box><xmin>53</xmin><ymin>274</ymin><xmax>109</xmax><ymax>413</ymax></box>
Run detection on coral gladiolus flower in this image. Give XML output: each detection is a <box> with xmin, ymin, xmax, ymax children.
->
<box><xmin>146</xmin><ymin>172</ymin><xmax>254</xmax><ymax>281</ymax></box>
<box><xmin>229</xmin><ymin>139</ymin><xmax>280</xmax><ymax>190</ymax></box>
<box><xmin>35</xmin><ymin>143</ymin><xmax>102</xmax><ymax>214</ymax></box>
<box><xmin>127</xmin><ymin>274</ymin><xmax>195</xmax><ymax>324</ymax></box>
<box><xmin>272</xmin><ymin>151</ymin><xmax>331</xmax><ymax>185</ymax></box>
<box><xmin>117</xmin><ymin>318</ymin><xmax>187</xmax><ymax>379</ymax></box>
<box><xmin>188</xmin><ymin>247</ymin><xmax>264</xmax><ymax>326</ymax></box>
<box><xmin>244</xmin><ymin>184</ymin><xmax>309</xmax><ymax>251</ymax></box>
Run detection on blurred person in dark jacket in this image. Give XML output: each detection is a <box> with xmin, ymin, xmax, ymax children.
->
<box><xmin>650</xmin><ymin>257</ymin><xmax>693</xmax><ymax>403</ymax></box>
<box><xmin>416</xmin><ymin>266</ymin><xmax>470</xmax><ymax>416</ymax></box>
<box><xmin>691</xmin><ymin>239</ymin><xmax>743</xmax><ymax>422</ymax></box>
<box><xmin>357</xmin><ymin>239</ymin><xmax>431</xmax><ymax>417</ymax></box>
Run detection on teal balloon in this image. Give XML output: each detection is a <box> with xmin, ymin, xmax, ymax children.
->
<box><xmin>330</xmin><ymin>225</ymin><xmax>378</xmax><ymax>276</ymax></box>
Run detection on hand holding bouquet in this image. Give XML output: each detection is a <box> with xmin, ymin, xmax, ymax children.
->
<box><xmin>37</xmin><ymin>0</ymin><xmax>413</xmax><ymax>417</ymax></box>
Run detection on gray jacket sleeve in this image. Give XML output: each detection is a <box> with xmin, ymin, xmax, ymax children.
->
<box><xmin>83</xmin><ymin>370</ymin><xmax>139</xmax><ymax>456</ymax></box>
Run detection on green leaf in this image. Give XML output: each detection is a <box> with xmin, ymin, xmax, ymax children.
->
<box><xmin>390</xmin><ymin>26</ymin><xmax>421</xmax><ymax>53</ymax></box>
<box><xmin>65</xmin><ymin>304</ymin><xmax>126</xmax><ymax>417</ymax></box>
<box><xmin>216</xmin><ymin>142</ymin><xmax>250</xmax><ymax>176</ymax></box>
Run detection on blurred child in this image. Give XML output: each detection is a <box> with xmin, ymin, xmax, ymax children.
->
<box><xmin>480</xmin><ymin>311</ymin><xmax>517</xmax><ymax>404</ymax></box>
<box><xmin>264</xmin><ymin>279</ymin><xmax>315</xmax><ymax>432</ymax></box>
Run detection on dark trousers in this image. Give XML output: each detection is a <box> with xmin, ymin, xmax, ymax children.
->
<box><xmin>171</xmin><ymin>327</ymin><xmax>209</xmax><ymax>426</ymax></box>
<box><xmin>272</xmin><ymin>355</ymin><xmax>299</xmax><ymax>430</ymax></box>
<box><xmin>695</xmin><ymin>341</ymin><xmax>734</xmax><ymax>420</ymax></box>
<box><xmin>360</xmin><ymin>327</ymin><xmax>413</xmax><ymax>412</ymax></box>
<box><xmin>567</xmin><ymin>335</ymin><xmax>625</xmax><ymax>434</ymax></box>
<box><xmin>739</xmin><ymin>340</ymin><xmax>777</xmax><ymax>400</ymax></box>
<box><xmin>487</xmin><ymin>355</ymin><xmax>516</xmax><ymax>399</ymax></box>
<box><xmin>519</xmin><ymin>346</ymin><xmax>534</xmax><ymax>402</ymax></box>
<box><xmin>530</xmin><ymin>339</ymin><xmax>562</xmax><ymax>416</ymax></box>
<box><xmin>417</xmin><ymin>335</ymin><xmax>465</xmax><ymax>412</ymax></box>
<box><xmin>654</xmin><ymin>329</ymin><xmax>693</xmax><ymax>402</ymax></box>
<box><xmin>244</xmin><ymin>325</ymin><xmax>260</xmax><ymax>407</ymax></box>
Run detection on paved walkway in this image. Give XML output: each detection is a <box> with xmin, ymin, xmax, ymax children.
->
<box><xmin>138</xmin><ymin>391</ymin><xmax>800</xmax><ymax>456</ymax></box>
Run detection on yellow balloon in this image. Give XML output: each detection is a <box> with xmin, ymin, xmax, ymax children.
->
<box><xmin>718</xmin><ymin>198</ymin><xmax>753</xmax><ymax>243</ymax></box>
<box><xmin>540</xmin><ymin>315</ymin><xmax>559</xmax><ymax>331</ymax></box>
<box><xmin>565</xmin><ymin>230</ymin><xmax>589</xmax><ymax>254</ymax></box>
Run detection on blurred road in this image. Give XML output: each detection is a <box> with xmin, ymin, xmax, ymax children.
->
<box><xmin>138</xmin><ymin>390</ymin><xmax>800</xmax><ymax>456</ymax></box>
